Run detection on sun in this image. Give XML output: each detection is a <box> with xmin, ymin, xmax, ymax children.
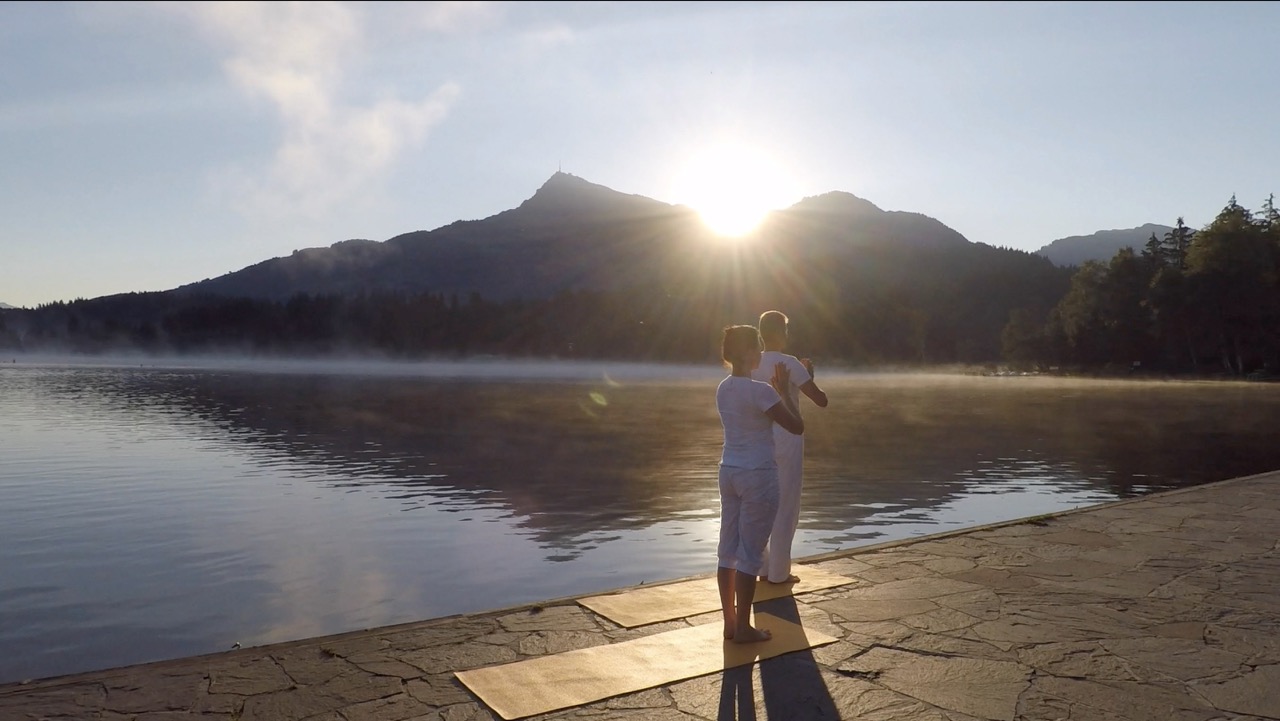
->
<box><xmin>671</xmin><ymin>142</ymin><xmax>798</xmax><ymax>238</ymax></box>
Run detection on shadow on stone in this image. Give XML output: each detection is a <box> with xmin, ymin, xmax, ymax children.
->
<box><xmin>717</xmin><ymin>664</ymin><xmax>758</xmax><ymax>721</ymax></box>
<box><xmin>755</xmin><ymin>596</ymin><xmax>841</xmax><ymax>720</ymax></box>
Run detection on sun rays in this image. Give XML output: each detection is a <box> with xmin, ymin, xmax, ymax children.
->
<box><xmin>670</xmin><ymin>141</ymin><xmax>800</xmax><ymax>239</ymax></box>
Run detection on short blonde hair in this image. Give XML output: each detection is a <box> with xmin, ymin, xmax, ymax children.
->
<box><xmin>758</xmin><ymin>310</ymin><xmax>788</xmax><ymax>344</ymax></box>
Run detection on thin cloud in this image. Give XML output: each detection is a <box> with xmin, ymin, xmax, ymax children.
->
<box><xmin>522</xmin><ymin>22</ymin><xmax>574</xmax><ymax>50</ymax></box>
<box><xmin>411</xmin><ymin>4</ymin><xmax>569</xmax><ymax>53</ymax></box>
<box><xmin>170</xmin><ymin>1</ymin><xmax>460</xmax><ymax>221</ymax></box>
<box><xmin>417</xmin><ymin>1</ymin><xmax>503</xmax><ymax>33</ymax></box>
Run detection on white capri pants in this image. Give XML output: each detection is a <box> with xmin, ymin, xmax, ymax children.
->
<box><xmin>717</xmin><ymin>464</ymin><xmax>780</xmax><ymax>573</ymax></box>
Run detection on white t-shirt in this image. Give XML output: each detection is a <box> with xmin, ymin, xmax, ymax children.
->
<box><xmin>717</xmin><ymin>375</ymin><xmax>782</xmax><ymax>469</ymax></box>
<box><xmin>751</xmin><ymin>351</ymin><xmax>812</xmax><ymax>410</ymax></box>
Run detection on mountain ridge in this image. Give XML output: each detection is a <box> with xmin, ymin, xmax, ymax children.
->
<box><xmin>1035</xmin><ymin>223</ymin><xmax>1174</xmax><ymax>267</ymax></box>
<box><xmin>6</xmin><ymin>171</ymin><xmax>1077</xmax><ymax>364</ymax></box>
<box><xmin>173</xmin><ymin>171</ymin><xmax>974</xmax><ymax>302</ymax></box>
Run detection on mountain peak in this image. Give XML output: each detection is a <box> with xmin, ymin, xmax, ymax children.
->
<box><xmin>526</xmin><ymin>171</ymin><xmax>621</xmax><ymax>205</ymax></box>
<box><xmin>507</xmin><ymin>171</ymin><xmax>677</xmax><ymax>225</ymax></box>
<box><xmin>789</xmin><ymin>191</ymin><xmax>883</xmax><ymax>216</ymax></box>
<box><xmin>537</xmin><ymin>170</ymin><xmax>594</xmax><ymax>190</ymax></box>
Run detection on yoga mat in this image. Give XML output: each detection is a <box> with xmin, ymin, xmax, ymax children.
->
<box><xmin>455</xmin><ymin>612</ymin><xmax>837</xmax><ymax>720</ymax></box>
<box><xmin>578</xmin><ymin>565</ymin><xmax>854</xmax><ymax>628</ymax></box>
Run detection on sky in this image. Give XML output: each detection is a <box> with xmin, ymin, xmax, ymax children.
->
<box><xmin>2</xmin><ymin>1</ymin><xmax>1277</xmax><ymax>309</ymax></box>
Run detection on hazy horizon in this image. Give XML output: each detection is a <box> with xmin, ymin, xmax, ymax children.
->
<box><xmin>4</xmin><ymin>352</ymin><xmax>1259</xmax><ymax>391</ymax></box>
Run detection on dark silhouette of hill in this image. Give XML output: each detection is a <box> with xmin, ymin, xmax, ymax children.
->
<box><xmin>8</xmin><ymin>180</ymin><xmax>1270</xmax><ymax>374</ymax></box>
<box><xmin>174</xmin><ymin>173</ymin><xmax>704</xmax><ymax>301</ymax></box>
<box><xmin>7</xmin><ymin>172</ymin><xmax>1073</xmax><ymax>364</ymax></box>
<box><xmin>172</xmin><ymin>172</ymin><xmax>988</xmax><ymax>303</ymax></box>
<box><xmin>1035</xmin><ymin>223</ymin><xmax>1174</xmax><ymax>267</ymax></box>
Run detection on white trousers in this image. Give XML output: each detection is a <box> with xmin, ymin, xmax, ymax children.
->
<box><xmin>759</xmin><ymin>428</ymin><xmax>804</xmax><ymax>582</ymax></box>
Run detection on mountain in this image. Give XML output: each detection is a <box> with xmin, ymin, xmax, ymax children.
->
<box><xmin>1035</xmin><ymin>223</ymin><xmax>1174</xmax><ymax>267</ymax></box>
<box><xmin>0</xmin><ymin>302</ymin><xmax>16</xmax><ymax>310</ymax></box>
<box><xmin>174</xmin><ymin>172</ymin><xmax>982</xmax><ymax>303</ymax></box>
<box><xmin>13</xmin><ymin>172</ymin><xmax>1073</xmax><ymax>364</ymax></box>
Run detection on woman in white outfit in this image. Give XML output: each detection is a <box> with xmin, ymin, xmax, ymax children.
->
<box><xmin>715</xmin><ymin>325</ymin><xmax>804</xmax><ymax>643</ymax></box>
<box><xmin>750</xmin><ymin>310</ymin><xmax>829</xmax><ymax>585</ymax></box>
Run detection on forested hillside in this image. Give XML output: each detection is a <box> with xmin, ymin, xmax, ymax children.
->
<box><xmin>1004</xmin><ymin>197</ymin><xmax>1280</xmax><ymax>376</ymax></box>
<box><xmin>1035</xmin><ymin>224</ymin><xmax>1174</xmax><ymax>267</ymax></box>
<box><xmin>4</xmin><ymin>177</ymin><xmax>1274</xmax><ymax>376</ymax></box>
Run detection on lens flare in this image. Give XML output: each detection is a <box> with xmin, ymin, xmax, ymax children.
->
<box><xmin>670</xmin><ymin>141</ymin><xmax>799</xmax><ymax>239</ymax></box>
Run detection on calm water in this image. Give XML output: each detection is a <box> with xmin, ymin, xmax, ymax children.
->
<box><xmin>3</xmin><ymin>357</ymin><xmax>1280</xmax><ymax>684</ymax></box>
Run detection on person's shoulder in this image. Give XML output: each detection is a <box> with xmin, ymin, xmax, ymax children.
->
<box><xmin>752</xmin><ymin>377</ymin><xmax>780</xmax><ymax>397</ymax></box>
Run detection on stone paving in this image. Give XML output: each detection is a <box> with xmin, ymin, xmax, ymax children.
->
<box><xmin>3</xmin><ymin>471</ymin><xmax>1278</xmax><ymax>721</ymax></box>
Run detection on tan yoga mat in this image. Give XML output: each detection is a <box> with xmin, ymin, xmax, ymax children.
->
<box><xmin>578</xmin><ymin>565</ymin><xmax>854</xmax><ymax>628</ymax></box>
<box><xmin>456</xmin><ymin>612</ymin><xmax>837</xmax><ymax>720</ymax></box>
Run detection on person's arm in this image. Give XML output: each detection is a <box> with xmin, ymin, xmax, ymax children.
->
<box><xmin>766</xmin><ymin>402</ymin><xmax>804</xmax><ymax>435</ymax></box>
<box><xmin>799</xmin><ymin>358</ymin><xmax>828</xmax><ymax>408</ymax></box>
<box><xmin>766</xmin><ymin>362</ymin><xmax>805</xmax><ymax>435</ymax></box>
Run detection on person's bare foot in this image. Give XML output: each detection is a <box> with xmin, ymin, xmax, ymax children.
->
<box><xmin>731</xmin><ymin>625</ymin><xmax>771</xmax><ymax>644</ymax></box>
<box><xmin>723</xmin><ymin>611</ymin><xmax>737</xmax><ymax>639</ymax></box>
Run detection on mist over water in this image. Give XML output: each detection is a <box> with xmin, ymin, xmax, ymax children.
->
<box><xmin>5</xmin><ymin>353</ymin><xmax>727</xmax><ymax>382</ymax></box>
<box><xmin>3</xmin><ymin>357</ymin><xmax>1280</xmax><ymax>684</ymax></box>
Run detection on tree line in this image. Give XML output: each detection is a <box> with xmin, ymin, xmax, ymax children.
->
<box><xmin>1002</xmin><ymin>195</ymin><xmax>1280</xmax><ymax>377</ymax></box>
<box><xmin>0</xmin><ymin>264</ymin><xmax>1069</xmax><ymax>368</ymax></box>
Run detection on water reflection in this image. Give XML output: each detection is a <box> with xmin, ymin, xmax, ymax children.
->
<box><xmin>20</xmin><ymin>365</ymin><xmax>1280</xmax><ymax>552</ymax></box>
<box><xmin>4</xmin><ymin>361</ymin><xmax>1280</xmax><ymax>684</ymax></box>
<box><xmin>132</xmin><ymin>372</ymin><xmax>728</xmax><ymax>552</ymax></box>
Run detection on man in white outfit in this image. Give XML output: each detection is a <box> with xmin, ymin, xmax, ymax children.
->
<box><xmin>750</xmin><ymin>310</ymin><xmax>829</xmax><ymax>584</ymax></box>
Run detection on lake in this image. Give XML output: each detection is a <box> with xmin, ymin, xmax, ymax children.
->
<box><xmin>3</xmin><ymin>356</ymin><xmax>1279</xmax><ymax>684</ymax></box>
